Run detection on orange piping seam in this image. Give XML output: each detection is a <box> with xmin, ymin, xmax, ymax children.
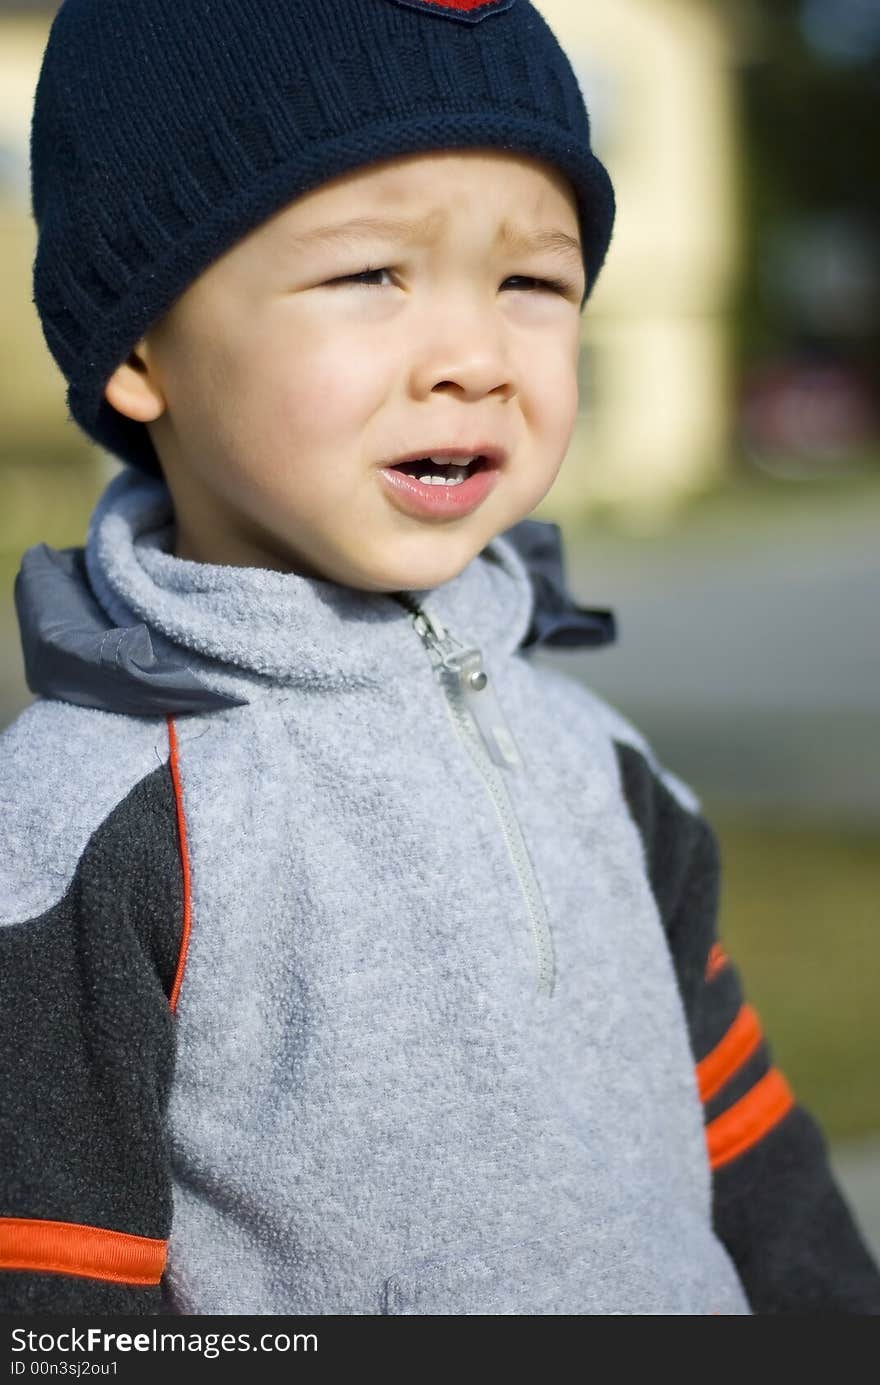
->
<box><xmin>697</xmin><ymin>1003</ymin><xmax>763</xmax><ymax>1104</ymax></box>
<box><xmin>705</xmin><ymin>1068</ymin><xmax>795</xmax><ymax>1171</ymax></box>
<box><xmin>0</xmin><ymin>1217</ymin><xmax>166</xmax><ymax>1285</ymax></box>
<box><xmin>705</xmin><ymin>942</ymin><xmax>729</xmax><ymax>983</ymax></box>
<box><xmin>167</xmin><ymin>715</ymin><xmax>193</xmax><ymax>1015</ymax></box>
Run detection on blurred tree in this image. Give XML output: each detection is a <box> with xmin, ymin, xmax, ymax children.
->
<box><xmin>730</xmin><ymin>0</ymin><xmax>880</xmax><ymax>434</ymax></box>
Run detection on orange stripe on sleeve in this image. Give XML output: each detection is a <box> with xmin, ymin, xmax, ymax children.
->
<box><xmin>0</xmin><ymin>1217</ymin><xmax>166</xmax><ymax>1285</ymax></box>
<box><xmin>705</xmin><ymin>942</ymin><xmax>729</xmax><ymax>982</ymax></box>
<box><xmin>167</xmin><ymin>714</ymin><xmax>193</xmax><ymax>1015</ymax></box>
<box><xmin>697</xmin><ymin>1003</ymin><xmax>763</xmax><ymax>1103</ymax></box>
<box><xmin>705</xmin><ymin>1068</ymin><xmax>795</xmax><ymax>1171</ymax></box>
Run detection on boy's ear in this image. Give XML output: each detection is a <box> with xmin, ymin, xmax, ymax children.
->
<box><xmin>103</xmin><ymin>337</ymin><xmax>166</xmax><ymax>422</ymax></box>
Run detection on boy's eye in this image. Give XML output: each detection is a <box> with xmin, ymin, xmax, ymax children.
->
<box><xmin>329</xmin><ymin>266</ymin><xmax>395</xmax><ymax>287</ymax></box>
<box><xmin>503</xmin><ymin>275</ymin><xmax>577</xmax><ymax>297</ymax></box>
<box><xmin>327</xmin><ymin>268</ymin><xmax>577</xmax><ymax>297</ymax></box>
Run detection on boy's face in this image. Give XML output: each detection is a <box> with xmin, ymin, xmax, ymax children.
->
<box><xmin>107</xmin><ymin>148</ymin><xmax>586</xmax><ymax>591</ymax></box>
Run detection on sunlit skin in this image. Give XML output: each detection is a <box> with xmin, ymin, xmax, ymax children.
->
<box><xmin>104</xmin><ymin>148</ymin><xmax>587</xmax><ymax>592</ymax></box>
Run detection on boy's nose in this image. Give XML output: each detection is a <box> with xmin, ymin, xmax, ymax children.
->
<box><xmin>425</xmin><ymin>363</ymin><xmax>519</xmax><ymax>404</ymax></box>
<box><xmin>410</xmin><ymin>325</ymin><xmax>518</xmax><ymax>403</ymax></box>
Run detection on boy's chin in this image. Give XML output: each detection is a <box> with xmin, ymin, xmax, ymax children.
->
<box><xmin>353</xmin><ymin>537</ymin><xmax>495</xmax><ymax>595</ymax></box>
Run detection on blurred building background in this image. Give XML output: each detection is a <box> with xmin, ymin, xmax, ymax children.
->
<box><xmin>1</xmin><ymin>1</ymin><xmax>879</xmax><ymax>1256</ymax></box>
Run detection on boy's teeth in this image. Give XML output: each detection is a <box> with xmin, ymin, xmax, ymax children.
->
<box><xmin>390</xmin><ymin>456</ymin><xmax>477</xmax><ymax>485</ymax></box>
<box><xmin>418</xmin><ymin>464</ymin><xmax>469</xmax><ymax>486</ymax></box>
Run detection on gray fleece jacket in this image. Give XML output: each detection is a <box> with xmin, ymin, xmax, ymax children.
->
<box><xmin>2</xmin><ymin>467</ymin><xmax>879</xmax><ymax>1316</ymax></box>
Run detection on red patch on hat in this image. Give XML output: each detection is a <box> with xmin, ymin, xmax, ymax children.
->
<box><xmin>383</xmin><ymin>0</ymin><xmax>516</xmax><ymax>24</ymax></box>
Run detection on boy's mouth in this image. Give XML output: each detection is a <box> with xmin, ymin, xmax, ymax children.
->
<box><xmin>378</xmin><ymin>449</ymin><xmax>502</xmax><ymax>518</ymax></box>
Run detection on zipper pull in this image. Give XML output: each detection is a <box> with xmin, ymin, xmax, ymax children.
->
<box><xmin>411</xmin><ymin>610</ymin><xmax>462</xmax><ymax>669</ymax></box>
<box><xmin>401</xmin><ymin>598</ymin><xmax>523</xmax><ymax>773</ymax></box>
<box><xmin>443</xmin><ymin>647</ymin><xmax>524</xmax><ymax>773</ymax></box>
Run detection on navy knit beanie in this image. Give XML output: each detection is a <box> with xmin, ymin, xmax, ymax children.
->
<box><xmin>30</xmin><ymin>0</ymin><xmax>616</xmax><ymax>477</ymax></box>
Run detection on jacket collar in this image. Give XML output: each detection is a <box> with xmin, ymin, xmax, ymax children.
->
<box><xmin>14</xmin><ymin>469</ymin><xmax>615</xmax><ymax>717</ymax></box>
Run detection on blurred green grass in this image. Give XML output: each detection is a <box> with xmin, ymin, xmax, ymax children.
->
<box><xmin>712</xmin><ymin>813</ymin><xmax>879</xmax><ymax>1142</ymax></box>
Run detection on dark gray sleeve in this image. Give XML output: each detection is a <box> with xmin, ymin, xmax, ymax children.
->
<box><xmin>614</xmin><ymin>738</ymin><xmax>880</xmax><ymax>1316</ymax></box>
<box><xmin>0</xmin><ymin>762</ymin><xmax>183</xmax><ymax>1314</ymax></box>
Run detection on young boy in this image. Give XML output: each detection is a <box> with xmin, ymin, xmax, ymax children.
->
<box><xmin>2</xmin><ymin>0</ymin><xmax>878</xmax><ymax>1316</ymax></box>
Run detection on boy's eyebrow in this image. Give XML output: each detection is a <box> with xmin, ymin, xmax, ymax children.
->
<box><xmin>284</xmin><ymin>213</ymin><xmax>584</xmax><ymax>267</ymax></box>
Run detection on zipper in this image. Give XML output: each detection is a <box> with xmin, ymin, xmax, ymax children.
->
<box><xmin>393</xmin><ymin>592</ymin><xmax>556</xmax><ymax>998</ymax></box>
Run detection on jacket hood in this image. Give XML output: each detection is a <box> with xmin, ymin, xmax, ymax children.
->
<box><xmin>13</xmin><ymin>471</ymin><xmax>615</xmax><ymax>718</ymax></box>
